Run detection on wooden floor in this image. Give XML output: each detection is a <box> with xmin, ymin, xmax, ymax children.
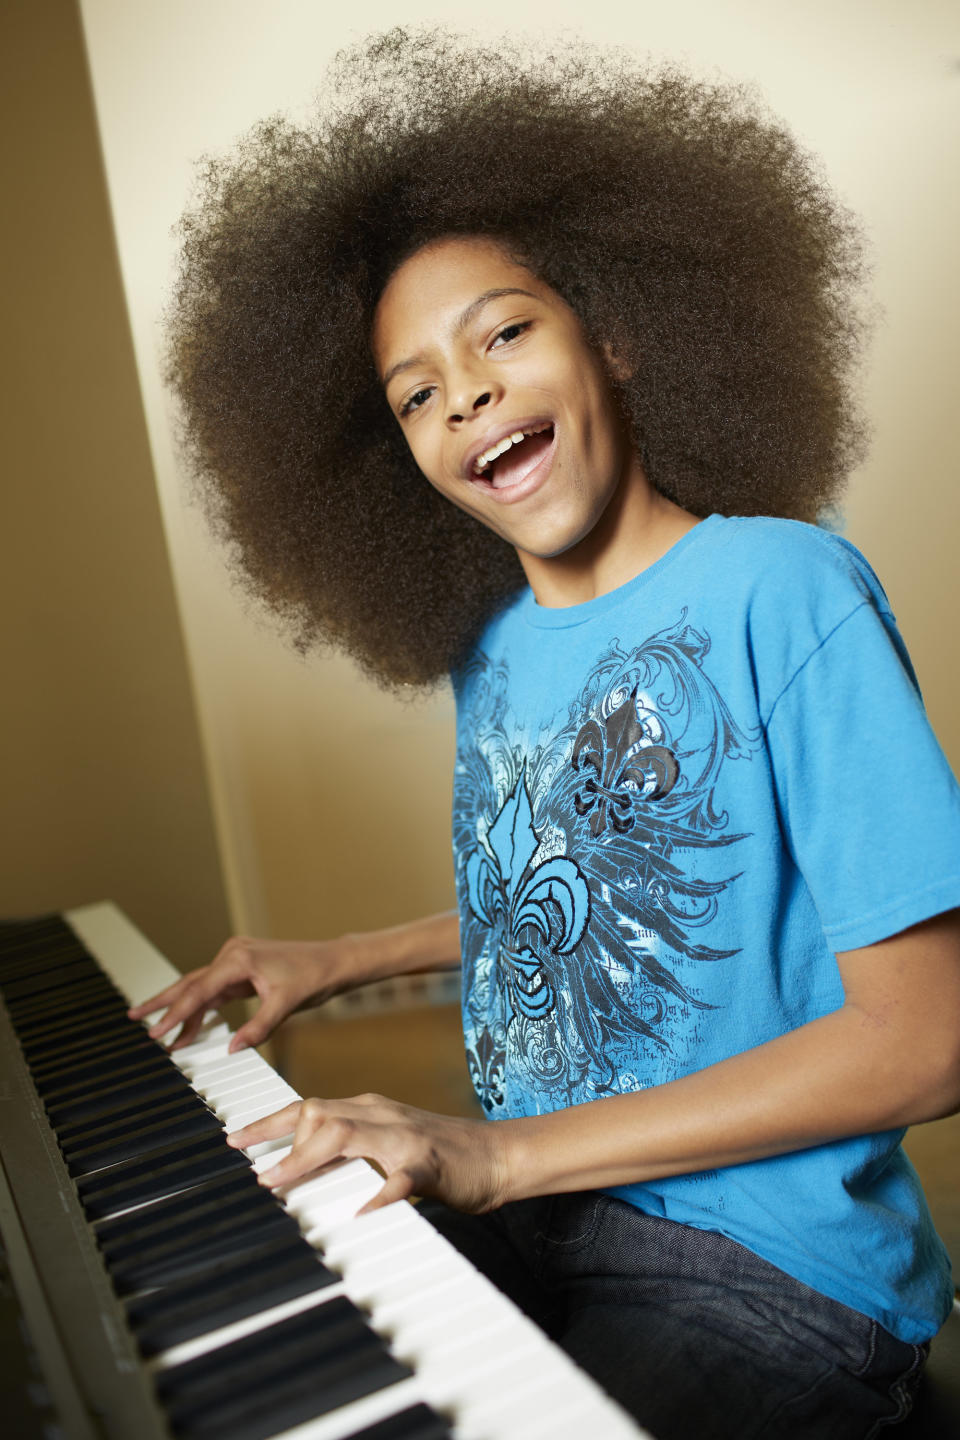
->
<box><xmin>277</xmin><ymin>1003</ymin><xmax>960</xmax><ymax>1278</ymax></box>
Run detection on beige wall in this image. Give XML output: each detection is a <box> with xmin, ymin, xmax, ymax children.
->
<box><xmin>0</xmin><ymin>0</ymin><xmax>230</xmax><ymax>968</ymax></box>
<box><xmin>16</xmin><ymin>0</ymin><xmax>957</xmax><ymax>960</ymax></box>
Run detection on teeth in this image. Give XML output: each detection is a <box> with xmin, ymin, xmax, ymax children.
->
<box><xmin>473</xmin><ymin>424</ymin><xmax>551</xmax><ymax>476</ymax></box>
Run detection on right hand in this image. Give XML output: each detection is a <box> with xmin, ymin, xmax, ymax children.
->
<box><xmin>127</xmin><ymin>935</ymin><xmax>357</xmax><ymax>1053</ymax></box>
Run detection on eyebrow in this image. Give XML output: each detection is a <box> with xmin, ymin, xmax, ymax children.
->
<box><xmin>381</xmin><ymin>287</ymin><xmax>541</xmax><ymax>390</ymax></box>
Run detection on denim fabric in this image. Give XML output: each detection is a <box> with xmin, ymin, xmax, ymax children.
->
<box><xmin>419</xmin><ymin>1193</ymin><xmax>928</xmax><ymax>1439</ymax></box>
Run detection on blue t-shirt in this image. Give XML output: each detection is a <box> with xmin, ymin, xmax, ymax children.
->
<box><xmin>451</xmin><ymin>514</ymin><xmax>960</xmax><ymax>1344</ymax></box>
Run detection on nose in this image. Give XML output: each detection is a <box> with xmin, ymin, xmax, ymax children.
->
<box><xmin>446</xmin><ymin>372</ymin><xmax>503</xmax><ymax>426</ymax></box>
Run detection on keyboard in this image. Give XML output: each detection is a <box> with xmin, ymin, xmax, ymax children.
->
<box><xmin>0</xmin><ymin>901</ymin><xmax>647</xmax><ymax>1440</ymax></box>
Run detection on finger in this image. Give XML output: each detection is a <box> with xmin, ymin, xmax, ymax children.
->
<box><xmin>128</xmin><ymin>977</ymin><xmax>191</xmax><ymax>1020</ymax></box>
<box><xmin>226</xmin><ymin>1101</ymin><xmax>301</xmax><ymax>1151</ymax></box>
<box><xmin>146</xmin><ymin>975</ymin><xmax>222</xmax><ymax>1040</ymax></box>
<box><xmin>166</xmin><ymin>1007</ymin><xmax>210</xmax><ymax>1051</ymax></box>
<box><xmin>258</xmin><ymin>1101</ymin><xmax>348</xmax><ymax>1189</ymax></box>
<box><xmin>357</xmin><ymin>1168</ymin><xmax>415</xmax><ymax>1214</ymax></box>
<box><xmin>228</xmin><ymin>994</ymin><xmax>288</xmax><ymax>1054</ymax></box>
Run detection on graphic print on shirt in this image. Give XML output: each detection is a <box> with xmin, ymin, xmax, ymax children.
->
<box><xmin>454</xmin><ymin>615</ymin><xmax>758</xmax><ymax>1114</ymax></box>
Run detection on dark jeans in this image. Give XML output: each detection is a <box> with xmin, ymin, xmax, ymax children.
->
<box><xmin>419</xmin><ymin>1192</ymin><xmax>928</xmax><ymax>1439</ymax></box>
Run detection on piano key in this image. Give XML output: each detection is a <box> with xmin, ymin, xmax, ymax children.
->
<box><xmin>149</xmin><ymin>1280</ymin><xmax>354</xmax><ymax>1373</ymax></box>
<box><xmin>219</xmin><ymin>1098</ymin><xmax>297</xmax><ymax>1132</ymax></box>
<box><xmin>166</xmin><ymin>1344</ymin><xmax>412</xmax><ymax>1440</ymax></box>
<box><xmin>129</xmin><ymin>1236</ymin><xmax>340</xmax><ymax>1356</ymax></box>
<box><xmin>27</xmin><ymin>1023</ymin><xmax>158</xmax><ymax>1074</ymax></box>
<box><xmin>155</xmin><ymin>1297</ymin><xmax>398</xmax><ymax>1412</ymax></box>
<box><xmin>66</xmin><ymin>1105</ymin><xmax>227</xmax><ymax>1178</ymax></box>
<box><xmin>45</xmin><ymin>1063</ymin><xmax>196</xmax><ymax>1127</ymax></box>
<box><xmin>346</xmin><ymin>1406</ymin><xmax>452</xmax><ymax>1440</ymax></box>
<box><xmin>1</xmin><ymin>902</ymin><xmax>650</xmax><ymax>1439</ymax></box>
<box><xmin>59</xmin><ymin>1089</ymin><xmax>217</xmax><ymax>1158</ymax></box>
<box><xmin>6</xmin><ymin>965</ymin><xmax>115</xmax><ymax>1003</ymax></box>
<box><xmin>0</xmin><ymin>924</ymin><xmax>81</xmax><ymax>970</ymax></box>
<box><xmin>1</xmin><ymin>958</ymin><xmax>100</xmax><ymax>1001</ymax></box>
<box><xmin>78</xmin><ymin>1126</ymin><xmax>239</xmax><ymax>1190</ymax></box>
<box><xmin>0</xmin><ymin>944</ymin><xmax>87</xmax><ymax>978</ymax></box>
<box><xmin>265</xmin><ymin>1380</ymin><xmax>434</xmax><ymax>1440</ymax></box>
<box><xmin>271</xmin><ymin>1158</ymin><xmax>387</xmax><ymax>1232</ymax></box>
<box><xmin>98</xmin><ymin>1173</ymin><xmax>280</xmax><ymax>1262</ymax></box>
<box><xmin>39</xmin><ymin>1046</ymin><xmax>181</xmax><ymax>1101</ymax></box>
<box><xmin>60</xmin><ymin>1087</ymin><xmax>204</xmax><ymax>1142</ymax></box>
<box><xmin>29</xmin><ymin>1035</ymin><xmax>164</xmax><ymax>1093</ymax></box>
<box><xmin>77</xmin><ymin>1135</ymin><xmax>252</xmax><ymax>1219</ymax></box>
<box><xmin>188</xmin><ymin>1057</ymin><xmax>275</xmax><ymax>1094</ymax></box>
<box><xmin>9</xmin><ymin>986</ymin><xmax>123</xmax><ymax>1035</ymax></box>
<box><xmin>151</xmin><ymin>1077</ymin><xmax>639</xmax><ymax>1434</ymax></box>
<box><xmin>108</xmin><ymin>1204</ymin><xmax>301</xmax><ymax>1295</ymax></box>
<box><xmin>94</xmin><ymin>1165</ymin><xmax>265</xmax><ymax>1245</ymax></box>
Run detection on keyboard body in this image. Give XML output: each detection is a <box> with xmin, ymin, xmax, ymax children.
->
<box><xmin>0</xmin><ymin>901</ymin><xmax>647</xmax><ymax>1440</ymax></box>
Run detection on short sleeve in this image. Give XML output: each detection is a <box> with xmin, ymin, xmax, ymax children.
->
<box><xmin>764</xmin><ymin>599</ymin><xmax>960</xmax><ymax>952</ymax></box>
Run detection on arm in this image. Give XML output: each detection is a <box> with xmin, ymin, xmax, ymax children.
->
<box><xmin>128</xmin><ymin>910</ymin><xmax>460</xmax><ymax>1052</ymax></box>
<box><xmin>499</xmin><ymin>907</ymin><xmax>960</xmax><ymax>1197</ymax></box>
<box><xmin>231</xmin><ymin>908</ymin><xmax>960</xmax><ymax>1211</ymax></box>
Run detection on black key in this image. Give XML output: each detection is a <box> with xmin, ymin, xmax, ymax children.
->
<box><xmin>156</xmin><ymin>1300</ymin><xmax>409</xmax><ymax>1440</ymax></box>
<box><xmin>27</xmin><ymin>1023</ymin><xmax>154</xmax><ymax>1076</ymax></box>
<box><xmin>0</xmin><ymin>939</ymin><xmax>89</xmax><ymax>981</ymax></box>
<box><xmin>17</xmin><ymin>1007</ymin><xmax>132</xmax><ymax>1058</ymax></box>
<box><xmin>65</xmin><ymin>1103</ymin><xmax>225</xmax><ymax>1178</ymax></box>
<box><xmin>127</xmin><ymin>1230</ymin><xmax>323</xmax><ymax>1323</ymax></box>
<box><xmin>40</xmin><ymin>1048</ymin><xmax>176</xmax><ymax>1102</ymax></box>
<box><xmin>46</xmin><ymin>1065</ymin><xmax>194</xmax><ymax>1128</ymax></box>
<box><xmin>31</xmin><ymin>1032</ymin><xmax>159</xmax><ymax>1090</ymax></box>
<box><xmin>94</xmin><ymin>1167</ymin><xmax>263</xmax><ymax>1249</ymax></box>
<box><xmin>78</xmin><ymin>1129</ymin><xmax>233</xmax><ymax>1193</ymax></box>
<box><xmin>8</xmin><ymin>982</ymin><xmax>121</xmax><ymax>1030</ymax></box>
<box><xmin>169</xmin><ymin>1346</ymin><xmax>409</xmax><ymax>1440</ymax></box>
<box><xmin>98</xmin><ymin>1175</ymin><xmax>279</xmax><ymax>1265</ymax></box>
<box><xmin>1</xmin><ymin>958</ymin><xmax>100</xmax><ymax>1002</ymax></box>
<box><xmin>350</xmin><ymin>1406</ymin><xmax>454</xmax><ymax>1440</ymax></box>
<box><xmin>77</xmin><ymin>1134</ymin><xmax>250</xmax><ymax>1219</ymax></box>
<box><xmin>109</xmin><ymin>1205</ymin><xmax>300</xmax><ymax>1294</ymax></box>
<box><xmin>58</xmin><ymin>1088</ymin><xmax>201</xmax><ymax>1149</ymax></box>
<box><xmin>156</xmin><ymin>1296</ymin><xmax>374</xmax><ymax>1408</ymax></box>
<box><xmin>1</xmin><ymin>947</ymin><xmax>96</xmax><ymax>980</ymax></box>
<box><xmin>130</xmin><ymin>1235</ymin><xmax>337</xmax><ymax>1356</ymax></box>
<box><xmin>15</xmin><ymin>1001</ymin><xmax>131</xmax><ymax>1050</ymax></box>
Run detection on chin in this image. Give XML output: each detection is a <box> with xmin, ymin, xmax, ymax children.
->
<box><xmin>514</xmin><ymin>510</ymin><xmax>606</xmax><ymax>562</ymax></box>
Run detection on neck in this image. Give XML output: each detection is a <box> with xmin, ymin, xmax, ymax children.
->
<box><xmin>517</xmin><ymin>468</ymin><xmax>702</xmax><ymax>609</ymax></box>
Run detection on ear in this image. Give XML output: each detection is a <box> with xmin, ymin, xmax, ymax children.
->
<box><xmin>602</xmin><ymin>339</ymin><xmax>633</xmax><ymax>382</ymax></box>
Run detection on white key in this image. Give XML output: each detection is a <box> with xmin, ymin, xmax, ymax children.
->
<box><xmin>66</xmin><ymin>901</ymin><xmax>650</xmax><ymax>1440</ymax></box>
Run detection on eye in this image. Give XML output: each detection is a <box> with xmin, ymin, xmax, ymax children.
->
<box><xmin>490</xmin><ymin>321</ymin><xmax>532</xmax><ymax>349</ymax></box>
<box><xmin>399</xmin><ymin>386</ymin><xmax>434</xmax><ymax>417</ymax></box>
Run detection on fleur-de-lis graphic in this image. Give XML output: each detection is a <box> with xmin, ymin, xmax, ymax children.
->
<box><xmin>466</xmin><ymin>773</ymin><xmax>590</xmax><ymax>1021</ymax></box>
<box><xmin>465</xmin><ymin>1025</ymin><xmax>507</xmax><ymax>1111</ymax></box>
<box><xmin>572</xmin><ymin>688</ymin><xmax>679</xmax><ymax>837</ymax></box>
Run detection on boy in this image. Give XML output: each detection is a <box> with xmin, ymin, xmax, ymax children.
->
<box><xmin>134</xmin><ymin>29</ymin><xmax>960</xmax><ymax>1437</ymax></box>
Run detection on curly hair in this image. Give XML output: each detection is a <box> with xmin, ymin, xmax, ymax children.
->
<box><xmin>166</xmin><ymin>27</ymin><xmax>867</xmax><ymax>689</ymax></box>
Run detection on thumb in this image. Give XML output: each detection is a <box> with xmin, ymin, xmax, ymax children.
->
<box><xmin>358</xmin><ymin>1168</ymin><xmax>416</xmax><ymax>1214</ymax></box>
<box><xmin>228</xmin><ymin>995</ymin><xmax>287</xmax><ymax>1053</ymax></box>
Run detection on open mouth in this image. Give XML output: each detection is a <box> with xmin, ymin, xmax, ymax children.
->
<box><xmin>472</xmin><ymin>423</ymin><xmax>555</xmax><ymax>491</ymax></box>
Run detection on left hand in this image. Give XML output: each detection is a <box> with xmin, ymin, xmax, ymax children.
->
<box><xmin>227</xmin><ymin>1093</ymin><xmax>508</xmax><ymax>1214</ymax></box>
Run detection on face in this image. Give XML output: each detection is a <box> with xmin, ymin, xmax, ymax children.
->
<box><xmin>372</xmin><ymin>236</ymin><xmax>646</xmax><ymax>567</ymax></box>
